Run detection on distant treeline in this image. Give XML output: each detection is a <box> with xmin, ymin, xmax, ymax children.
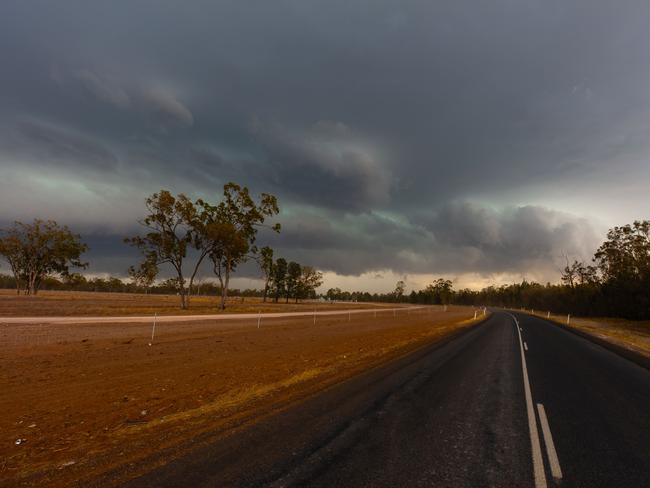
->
<box><xmin>331</xmin><ymin>221</ymin><xmax>650</xmax><ymax>321</ymax></box>
<box><xmin>0</xmin><ymin>273</ymin><xmax>263</xmax><ymax>297</ymax></box>
<box><xmin>453</xmin><ymin>220</ymin><xmax>650</xmax><ymax>320</ymax></box>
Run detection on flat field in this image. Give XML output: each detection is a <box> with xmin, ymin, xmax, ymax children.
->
<box><xmin>0</xmin><ymin>289</ymin><xmax>392</xmax><ymax>317</ymax></box>
<box><xmin>0</xmin><ymin>304</ymin><xmax>481</xmax><ymax>486</ymax></box>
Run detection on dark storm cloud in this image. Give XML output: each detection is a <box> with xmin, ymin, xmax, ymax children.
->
<box><xmin>270</xmin><ymin>204</ymin><xmax>598</xmax><ymax>278</ymax></box>
<box><xmin>1</xmin><ymin>0</ymin><xmax>648</xmax><ymax>283</ymax></box>
<box><xmin>4</xmin><ymin>119</ymin><xmax>119</xmax><ymax>173</ymax></box>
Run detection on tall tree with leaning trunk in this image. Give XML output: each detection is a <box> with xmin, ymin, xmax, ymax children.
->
<box><xmin>198</xmin><ymin>182</ymin><xmax>280</xmax><ymax>310</ymax></box>
<box><xmin>125</xmin><ymin>190</ymin><xmax>208</xmax><ymax>310</ymax></box>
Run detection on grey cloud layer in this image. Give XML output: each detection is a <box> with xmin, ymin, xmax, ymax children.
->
<box><xmin>272</xmin><ymin>204</ymin><xmax>598</xmax><ymax>279</ymax></box>
<box><xmin>1</xmin><ymin>0</ymin><xmax>648</xmax><ymax>281</ymax></box>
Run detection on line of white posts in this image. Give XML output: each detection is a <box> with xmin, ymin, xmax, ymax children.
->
<box><xmin>144</xmin><ymin>304</ymin><xmax>465</xmax><ymax>345</ymax></box>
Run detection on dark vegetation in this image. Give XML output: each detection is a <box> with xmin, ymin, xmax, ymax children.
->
<box><xmin>452</xmin><ymin>221</ymin><xmax>650</xmax><ymax>320</ymax></box>
<box><xmin>0</xmin><ymin>182</ymin><xmax>321</xmax><ymax>309</ymax></box>
<box><xmin>1</xmin><ymin>201</ymin><xmax>648</xmax><ymax>319</ymax></box>
<box><xmin>329</xmin><ymin>221</ymin><xmax>650</xmax><ymax>321</ymax></box>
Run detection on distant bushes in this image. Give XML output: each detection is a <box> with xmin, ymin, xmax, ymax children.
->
<box><xmin>0</xmin><ymin>273</ymin><xmax>263</xmax><ymax>298</ymax></box>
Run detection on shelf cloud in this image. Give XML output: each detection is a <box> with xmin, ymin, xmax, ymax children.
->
<box><xmin>1</xmin><ymin>0</ymin><xmax>648</xmax><ymax>287</ymax></box>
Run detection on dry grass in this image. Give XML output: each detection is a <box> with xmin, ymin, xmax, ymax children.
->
<box><xmin>529</xmin><ymin>311</ymin><xmax>650</xmax><ymax>358</ymax></box>
<box><xmin>0</xmin><ymin>305</ymin><xmax>484</xmax><ymax>486</ymax></box>
<box><xmin>0</xmin><ymin>289</ymin><xmax>394</xmax><ymax>317</ymax></box>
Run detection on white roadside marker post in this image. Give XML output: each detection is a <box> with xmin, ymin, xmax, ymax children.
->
<box><xmin>149</xmin><ymin>313</ymin><xmax>157</xmax><ymax>346</ymax></box>
<box><xmin>567</xmin><ymin>314</ymin><xmax>570</xmax><ymax>325</ymax></box>
<box><xmin>547</xmin><ymin>311</ymin><xmax>550</xmax><ymax>319</ymax></box>
<box><xmin>313</xmin><ymin>310</ymin><xmax>316</xmax><ymax>326</ymax></box>
<box><xmin>257</xmin><ymin>310</ymin><xmax>261</xmax><ymax>329</ymax></box>
<box><xmin>474</xmin><ymin>310</ymin><xmax>477</xmax><ymax>320</ymax></box>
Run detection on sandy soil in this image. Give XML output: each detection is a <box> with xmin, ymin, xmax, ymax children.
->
<box><xmin>0</xmin><ymin>290</ymin><xmax>392</xmax><ymax>317</ymax></box>
<box><xmin>0</xmin><ymin>306</ymin><xmax>481</xmax><ymax>487</ymax></box>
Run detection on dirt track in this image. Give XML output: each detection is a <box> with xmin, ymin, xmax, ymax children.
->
<box><xmin>0</xmin><ymin>306</ymin><xmax>478</xmax><ymax>487</ymax></box>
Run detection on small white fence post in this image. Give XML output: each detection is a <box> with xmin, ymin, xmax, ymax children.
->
<box><xmin>567</xmin><ymin>314</ymin><xmax>571</xmax><ymax>325</ymax></box>
<box><xmin>149</xmin><ymin>313</ymin><xmax>157</xmax><ymax>346</ymax></box>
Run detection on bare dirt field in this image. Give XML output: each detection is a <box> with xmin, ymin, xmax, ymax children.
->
<box><xmin>531</xmin><ymin>311</ymin><xmax>650</xmax><ymax>358</ymax></box>
<box><xmin>0</xmin><ymin>290</ymin><xmax>393</xmax><ymax>317</ymax></box>
<box><xmin>0</xmin><ymin>305</ymin><xmax>481</xmax><ymax>487</ymax></box>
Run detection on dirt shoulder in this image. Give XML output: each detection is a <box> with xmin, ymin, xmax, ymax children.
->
<box><xmin>526</xmin><ymin>311</ymin><xmax>650</xmax><ymax>365</ymax></box>
<box><xmin>1</xmin><ymin>306</ymin><xmax>484</xmax><ymax>487</ymax></box>
<box><xmin>0</xmin><ymin>289</ymin><xmax>394</xmax><ymax>317</ymax></box>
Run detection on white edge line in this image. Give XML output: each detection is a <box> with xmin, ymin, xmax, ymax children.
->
<box><xmin>537</xmin><ymin>403</ymin><xmax>563</xmax><ymax>480</ymax></box>
<box><xmin>507</xmin><ymin>313</ymin><xmax>547</xmax><ymax>488</ymax></box>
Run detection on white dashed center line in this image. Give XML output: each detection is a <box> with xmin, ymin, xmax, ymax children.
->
<box><xmin>507</xmin><ymin>313</ymin><xmax>547</xmax><ymax>488</ymax></box>
<box><xmin>537</xmin><ymin>403</ymin><xmax>563</xmax><ymax>481</ymax></box>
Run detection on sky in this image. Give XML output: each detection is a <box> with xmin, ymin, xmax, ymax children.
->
<box><xmin>1</xmin><ymin>0</ymin><xmax>650</xmax><ymax>293</ymax></box>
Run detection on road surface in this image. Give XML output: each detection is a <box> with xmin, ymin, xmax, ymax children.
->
<box><xmin>120</xmin><ymin>311</ymin><xmax>650</xmax><ymax>487</ymax></box>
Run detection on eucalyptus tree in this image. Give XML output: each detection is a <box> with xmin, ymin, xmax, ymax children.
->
<box><xmin>125</xmin><ymin>190</ymin><xmax>208</xmax><ymax>309</ymax></box>
<box><xmin>197</xmin><ymin>182</ymin><xmax>280</xmax><ymax>310</ymax></box>
<box><xmin>286</xmin><ymin>261</ymin><xmax>302</xmax><ymax>303</ymax></box>
<box><xmin>259</xmin><ymin>246</ymin><xmax>274</xmax><ymax>302</ymax></box>
<box><xmin>128</xmin><ymin>260</ymin><xmax>158</xmax><ymax>294</ymax></box>
<box><xmin>0</xmin><ymin>219</ymin><xmax>88</xmax><ymax>295</ymax></box>
<box><xmin>296</xmin><ymin>265</ymin><xmax>323</xmax><ymax>301</ymax></box>
<box><xmin>272</xmin><ymin>258</ymin><xmax>288</xmax><ymax>303</ymax></box>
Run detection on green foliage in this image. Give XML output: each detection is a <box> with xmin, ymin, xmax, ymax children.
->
<box><xmin>0</xmin><ymin>219</ymin><xmax>88</xmax><ymax>295</ymax></box>
<box><xmin>271</xmin><ymin>257</ymin><xmax>288</xmax><ymax>303</ymax></box>
<box><xmin>197</xmin><ymin>182</ymin><xmax>280</xmax><ymax>310</ymax></box>
<box><xmin>297</xmin><ymin>266</ymin><xmax>324</xmax><ymax>300</ymax></box>
<box><xmin>286</xmin><ymin>261</ymin><xmax>302</xmax><ymax>303</ymax></box>
<box><xmin>125</xmin><ymin>190</ymin><xmax>202</xmax><ymax>309</ymax></box>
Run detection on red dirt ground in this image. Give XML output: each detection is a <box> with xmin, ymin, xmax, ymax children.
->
<box><xmin>0</xmin><ymin>305</ymin><xmax>481</xmax><ymax>487</ymax></box>
<box><xmin>0</xmin><ymin>290</ymin><xmax>392</xmax><ymax>317</ymax></box>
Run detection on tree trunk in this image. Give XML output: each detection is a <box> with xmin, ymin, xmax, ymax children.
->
<box><xmin>28</xmin><ymin>272</ymin><xmax>37</xmax><ymax>296</ymax></box>
<box><xmin>220</xmin><ymin>275</ymin><xmax>229</xmax><ymax>310</ymax></box>
<box><xmin>219</xmin><ymin>262</ymin><xmax>231</xmax><ymax>310</ymax></box>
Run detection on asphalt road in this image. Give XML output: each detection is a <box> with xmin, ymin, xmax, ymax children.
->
<box><xmin>123</xmin><ymin>311</ymin><xmax>650</xmax><ymax>488</ymax></box>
